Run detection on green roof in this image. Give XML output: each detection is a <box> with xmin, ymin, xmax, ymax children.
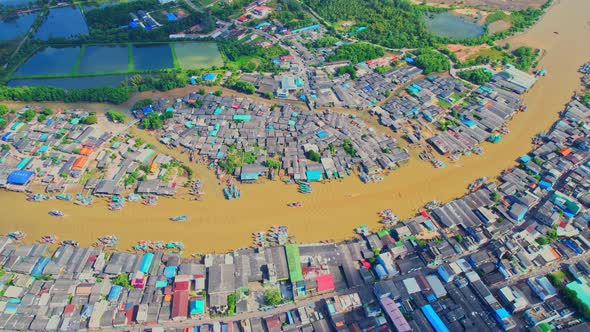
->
<box><xmin>285</xmin><ymin>244</ymin><xmax>303</xmax><ymax>283</ymax></box>
<box><xmin>233</xmin><ymin>114</ymin><xmax>252</xmax><ymax>122</ymax></box>
<box><xmin>376</xmin><ymin>230</ymin><xmax>389</xmax><ymax>238</ymax></box>
<box><xmin>566</xmin><ymin>281</ymin><xmax>590</xmax><ymax>308</ymax></box>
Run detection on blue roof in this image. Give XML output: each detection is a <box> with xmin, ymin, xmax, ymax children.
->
<box><xmin>405</xmin><ymin>57</ymin><xmax>415</xmax><ymax>63</ymax></box>
<box><xmin>166</xmin><ymin>13</ymin><xmax>177</xmax><ymax>21</ymax></box>
<box><xmin>306</xmin><ymin>170</ymin><xmax>322</xmax><ymax>182</ymax></box>
<box><xmin>202</xmin><ymin>73</ymin><xmax>217</xmax><ymax>81</ymax></box>
<box><xmin>139</xmin><ymin>253</ymin><xmax>154</xmax><ymax>273</ymax></box>
<box><xmin>129</xmin><ymin>21</ymin><xmax>139</xmax><ymax>28</ymax></box>
<box><xmin>142</xmin><ymin>106</ymin><xmax>153</xmax><ymax>115</ymax></box>
<box><xmin>1</xmin><ymin>132</ymin><xmax>12</xmax><ymax>141</ymax></box>
<box><xmin>31</xmin><ymin>257</ymin><xmax>51</xmax><ymax>277</ymax></box>
<box><xmin>164</xmin><ymin>266</ymin><xmax>177</xmax><ymax>279</ymax></box>
<box><xmin>495</xmin><ymin>307</ymin><xmax>510</xmax><ymax>319</ymax></box>
<box><xmin>108</xmin><ymin>285</ymin><xmax>123</xmax><ymax>301</ymax></box>
<box><xmin>240</xmin><ymin>173</ymin><xmax>260</xmax><ymax>181</ymax></box>
<box><xmin>421</xmin><ymin>305</ymin><xmax>450</xmax><ymax>332</ymax></box>
<box><xmin>316</xmin><ymin>131</ymin><xmax>327</xmax><ymax>138</ymax></box>
<box><xmin>520</xmin><ymin>155</ymin><xmax>532</xmax><ymax>163</ymax></box>
<box><xmin>7</xmin><ymin>170</ymin><xmax>34</xmax><ymax>185</ymax></box>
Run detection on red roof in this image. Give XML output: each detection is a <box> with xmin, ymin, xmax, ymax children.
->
<box><xmin>316</xmin><ymin>274</ymin><xmax>335</xmax><ymax>293</ymax></box>
<box><xmin>265</xmin><ymin>315</ymin><xmax>281</xmax><ymax>329</ymax></box>
<box><xmin>172</xmin><ymin>290</ymin><xmax>189</xmax><ymax>318</ymax></box>
<box><xmin>231</xmin><ymin>103</ymin><xmax>240</xmax><ymax>109</ymax></box>
<box><xmin>361</xmin><ymin>260</ymin><xmax>372</xmax><ymax>269</ymax></box>
<box><xmin>238</xmin><ymin>15</ymin><xmax>247</xmax><ymax>22</ymax></box>
<box><xmin>174</xmin><ymin>280</ymin><xmax>190</xmax><ymax>291</ymax></box>
<box><xmin>125</xmin><ymin>308</ymin><xmax>134</xmax><ymax>323</ymax></box>
<box><xmin>420</xmin><ymin>211</ymin><xmax>430</xmax><ymax>218</ymax></box>
<box><xmin>63</xmin><ymin>304</ymin><xmax>75</xmax><ymax>314</ymax></box>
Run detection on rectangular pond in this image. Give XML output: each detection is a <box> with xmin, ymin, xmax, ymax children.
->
<box><xmin>34</xmin><ymin>6</ymin><xmax>89</xmax><ymax>40</ymax></box>
<box><xmin>0</xmin><ymin>0</ymin><xmax>37</xmax><ymax>6</ymax></box>
<box><xmin>132</xmin><ymin>44</ymin><xmax>174</xmax><ymax>71</ymax></box>
<box><xmin>13</xmin><ymin>46</ymin><xmax>80</xmax><ymax>77</ymax></box>
<box><xmin>0</xmin><ymin>12</ymin><xmax>40</xmax><ymax>41</ymax></box>
<box><xmin>8</xmin><ymin>74</ymin><xmax>130</xmax><ymax>89</ymax></box>
<box><xmin>173</xmin><ymin>42</ymin><xmax>223</xmax><ymax>69</ymax></box>
<box><xmin>78</xmin><ymin>45</ymin><xmax>129</xmax><ymax>74</ymax></box>
<box><xmin>424</xmin><ymin>12</ymin><xmax>486</xmax><ymax>40</ymax></box>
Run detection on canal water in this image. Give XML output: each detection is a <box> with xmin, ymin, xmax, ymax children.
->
<box><xmin>0</xmin><ymin>0</ymin><xmax>589</xmax><ymax>254</ymax></box>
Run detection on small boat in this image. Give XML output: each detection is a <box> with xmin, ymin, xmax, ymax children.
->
<box><xmin>223</xmin><ymin>187</ymin><xmax>232</xmax><ymax>200</ymax></box>
<box><xmin>39</xmin><ymin>235</ymin><xmax>57</xmax><ymax>244</ymax></box>
<box><xmin>359</xmin><ymin>172</ymin><xmax>370</xmax><ymax>183</ymax></box>
<box><xmin>487</xmin><ymin>134</ymin><xmax>503</xmax><ymax>143</ymax></box>
<box><xmin>288</xmin><ymin>201</ymin><xmax>303</xmax><ymax>207</ymax></box>
<box><xmin>425</xmin><ymin>200</ymin><xmax>440</xmax><ymax>210</ymax></box>
<box><xmin>126</xmin><ymin>193</ymin><xmax>142</xmax><ymax>202</ymax></box>
<box><xmin>143</xmin><ymin>195</ymin><xmax>158</xmax><ymax>206</ymax></box>
<box><xmin>468</xmin><ymin>177</ymin><xmax>488</xmax><ymax>192</ymax></box>
<box><xmin>55</xmin><ymin>193</ymin><xmax>72</xmax><ymax>201</ymax></box>
<box><xmin>8</xmin><ymin>231</ymin><xmax>26</xmax><ymax>240</ymax></box>
<box><xmin>97</xmin><ymin>235</ymin><xmax>119</xmax><ymax>247</ymax></box>
<box><xmin>61</xmin><ymin>240</ymin><xmax>79</xmax><ymax>247</ymax></box>
<box><xmin>170</xmin><ymin>215</ymin><xmax>188</xmax><ymax>222</ymax></box>
<box><xmin>49</xmin><ymin>210</ymin><xmax>64</xmax><ymax>217</ymax></box>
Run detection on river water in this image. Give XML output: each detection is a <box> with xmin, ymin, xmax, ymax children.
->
<box><xmin>1</xmin><ymin>0</ymin><xmax>589</xmax><ymax>254</ymax></box>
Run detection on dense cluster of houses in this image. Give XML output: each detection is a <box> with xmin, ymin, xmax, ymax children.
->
<box><xmin>1</xmin><ymin>93</ymin><xmax>590</xmax><ymax>331</ymax></box>
<box><xmin>153</xmin><ymin>93</ymin><xmax>409</xmax><ymax>182</ymax></box>
<box><xmin>0</xmin><ymin>108</ymin><xmax>179</xmax><ymax>198</ymax></box>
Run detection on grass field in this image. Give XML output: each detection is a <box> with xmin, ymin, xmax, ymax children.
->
<box><xmin>173</xmin><ymin>42</ymin><xmax>224</xmax><ymax>70</ymax></box>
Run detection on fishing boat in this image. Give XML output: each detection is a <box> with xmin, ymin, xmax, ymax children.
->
<box><xmin>27</xmin><ymin>193</ymin><xmax>45</xmax><ymax>202</ymax></box>
<box><xmin>499</xmin><ymin>127</ymin><xmax>510</xmax><ymax>135</ymax></box>
<box><xmin>49</xmin><ymin>210</ymin><xmax>64</xmax><ymax>217</ymax></box>
<box><xmin>170</xmin><ymin>215</ymin><xmax>188</xmax><ymax>222</ymax></box>
<box><xmin>223</xmin><ymin>187</ymin><xmax>233</xmax><ymax>200</ymax></box>
<box><xmin>39</xmin><ymin>235</ymin><xmax>57</xmax><ymax>244</ymax></box>
<box><xmin>97</xmin><ymin>235</ymin><xmax>119</xmax><ymax>247</ymax></box>
<box><xmin>288</xmin><ymin>201</ymin><xmax>303</xmax><ymax>207</ymax></box>
<box><xmin>61</xmin><ymin>240</ymin><xmax>79</xmax><ymax>247</ymax></box>
<box><xmin>109</xmin><ymin>196</ymin><xmax>125</xmax><ymax>210</ymax></box>
<box><xmin>359</xmin><ymin>172</ymin><xmax>370</xmax><ymax>183</ymax></box>
<box><xmin>75</xmin><ymin>193</ymin><xmax>94</xmax><ymax>206</ymax></box>
<box><xmin>7</xmin><ymin>231</ymin><xmax>26</xmax><ymax>240</ymax></box>
<box><xmin>55</xmin><ymin>193</ymin><xmax>72</xmax><ymax>201</ymax></box>
<box><xmin>126</xmin><ymin>193</ymin><xmax>142</xmax><ymax>202</ymax></box>
<box><xmin>472</xmin><ymin>147</ymin><xmax>484</xmax><ymax>155</ymax></box>
<box><xmin>355</xmin><ymin>225</ymin><xmax>370</xmax><ymax>236</ymax></box>
<box><xmin>487</xmin><ymin>134</ymin><xmax>503</xmax><ymax>143</ymax></box>
<box><xmin>143</xmin><ymin>195</ymin><xmax>158</xmax><ymax>206</ymax></box>
<box><xmin>431</xmin><ymin>159</ymin><xmax>446</xmax><ymax>168</ymax></box>
<box><xmin>425</xmin><ymin>200</ymin><xmax>440</xmax><ymax>210</ymax></box>
<box><xmin>468</xmin><ymin>177</ymin><xmax>488</xmax><ymax>192</ymax></box>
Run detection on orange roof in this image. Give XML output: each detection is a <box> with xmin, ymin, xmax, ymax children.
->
<box><xmin>560</xmin><ymin>147</ymin><xmax>572</xmax><ymax>156</ymax></box>
<box><xmin>79</xmin><ymin>147</ymin><xmax>93</xmax><ymax>156</ymax></box>
<box><xmin>72</xmin><ymin>156</ymin><xmax>88</xmax><ymax>171</ymax></box>
<box><xmin>164</xmin><ymin>294</ymin><xmax>172</xmax><ymax>302</ymax></box>
<box><xmin>150</xmin><ymin>161</ymin><xmax>158</xmax><ymax>173</ymax></box>
<box><xmin>550</xmin><ymin>248</ymin><xmax>561</xmax><ymax>260</ymax></box>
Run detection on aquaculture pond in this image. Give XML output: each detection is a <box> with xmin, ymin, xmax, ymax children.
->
<box><xmin>0</xmin><ymin>12</ymin><xmax>39</xmax><ymax>41</ymax></box>
<box><xmin>0</xmin><ymin>0</ymin><xmax>37</xmax><ymax>6</ymax></box>
<box><xmin>8</xmin><ymin>74</ymin><xmax>130</xmax><ymax>89</ymax></box>
<box><xmin>132</xmin><ymin>44</ymin><xmax>175</xmax><ymax>71</ymax></box>
<box><xmin>34</xmin><ymin>6</ymin><xmax>89</xmax><ymax>40</ymax></box>
<box><xmin>424</xmin><ymin>12</ymin><xmax>486</xmax><ymax>40</ymax></box>
<box><xmin>78</xmin><ymin>46</ymin><xmax>129</xmax><ymax>74</ymax></box>
<box><xmin>13</xmin><ymin>47</ymin><xmax>80</xmax><ymax>77</ymax></box>
<box><xmin>173</xmin><ymin>42</ymin><xmax>224</xmax><ymax>69</ymax></box>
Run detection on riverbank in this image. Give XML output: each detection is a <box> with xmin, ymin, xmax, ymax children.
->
<box><xmin>0</xmin><ymin>0</ymin><xmax>588</xmax><ymax>255</ymax></box>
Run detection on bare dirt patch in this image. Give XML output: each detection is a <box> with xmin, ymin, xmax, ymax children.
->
<box><xmin>488</xmin><ymin>19</ymin><xmax>511</xmax><ymax>33</ymax></box>
<box><xmin>410</xmin><ymin>0</ymin><xmax>547</xmax><ymax>11</ymax></box>
<box><xmin>446</xmin><ymin>43</ymin><xmax>488</xmax><ymax>62</ymax></box>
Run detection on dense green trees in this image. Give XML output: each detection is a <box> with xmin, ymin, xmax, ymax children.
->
<box><xmin>225</xmin><ymin>80</ymin><xmax>256</xmax><ymax>94</ymax></box>
<box><xmin>305</xmin><ymin>0</ymin><xmax>436</xmax><ymax>48</ymax></box>
<box><xmin>106</xmin><ymin>110</ymin><xmax>126</xmax><ymax>123</ymax></box>
<box><xmin>414</xmin><ymin>49</ymin><xmax>450</xmax><ymax>74</ymax></box>
<box><xmin>264</xmin><ymin>288</ymin><xmax>282</xmax><ymax>306</ymax></box>
<box><xmin>265</xmin><ymin>159</ymin><xmax>281</xmax><ymax>169</ymax></box>
<box><xmin>328</xmin><ymin>43</ymin><xmax>384</xmax><ymax>64</ymax></box>
<box><xmin>512</xmin><ymin>46</ymin><xmax>537</xmax><ymax>71</ymax></box>
<box><xmin>0</xmin><ymin>86</ymin><xmax>130</xmax><ymax>104</ymax></box>
<box><xmin>83</xmin><ymin>115</ymin><xmax>98</xmax><ymax>125</ymax></box>
<box><xmin>141</xmin><ymin>112</ymin><xmax>164</xmax><ymax>130</ymax></box>
<box><xmin>306</xmin><ymin>150</ymin><xmax>321</xmax><ymax>162</ymax></box>
<box><xmin>335</xmin><ymin>65</ymin><xmax>357</xmax><ymax>79</ymax></box>
<box><xmin>458</xmin><ymin>68</ymin><xmax>493</xmax><ymax>85</ymax></box>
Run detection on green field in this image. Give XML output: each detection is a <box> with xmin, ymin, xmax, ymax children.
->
<box><xmin>173</xmin><ymin>42</ymin><xmax>224</xmax><ymax>70</ymax></box>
